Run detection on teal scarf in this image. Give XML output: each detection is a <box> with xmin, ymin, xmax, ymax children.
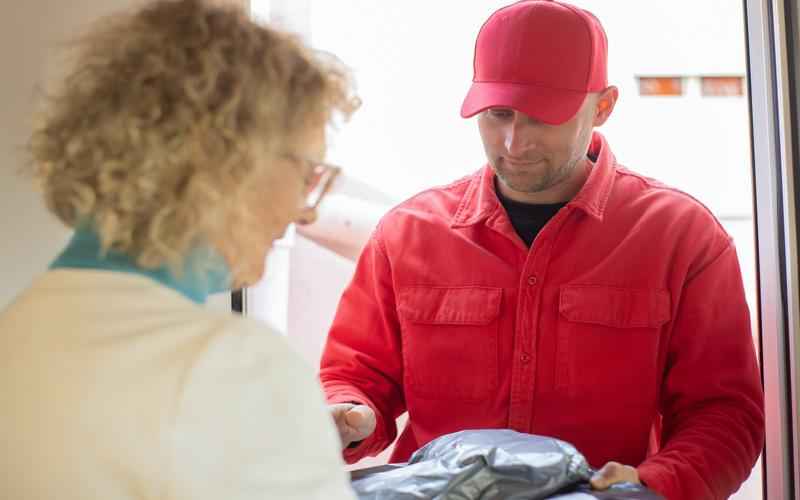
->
<box><xmin>50</xmin><ymin>229</ymin><xmax>231</xmax><ymax>304</ymax></box>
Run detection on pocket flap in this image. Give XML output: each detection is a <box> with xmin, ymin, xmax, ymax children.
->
<box><xmin>397</xmin><ymin>286</ymin><xmax>502</xmax><ymax>325</ymax></box>
<box><xmin>559</xmin><ymin>285</ymin><xmax>671</xmax><ymax>328</ymax></box>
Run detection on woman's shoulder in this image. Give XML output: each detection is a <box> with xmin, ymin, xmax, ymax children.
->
<box><xmin>185</xmin><ymin>311</ymin><xmax>309</xmax><ymax>379</ymax></box>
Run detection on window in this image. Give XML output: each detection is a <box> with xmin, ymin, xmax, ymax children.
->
<box><xmin>701</xmin><ymin>75</ymin><xmax>745</xmax><ymax>96</ymax></box>
<box><xmin>637</xmin><ymin>76</ymin><xmax>684</xmax><ymax>96</ymax></box>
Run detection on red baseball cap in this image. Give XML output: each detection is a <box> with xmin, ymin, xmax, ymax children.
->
<box><xmin>460</xmin><ymin>0</ymin><xmax>608</xmax><ymax>125</ymax></box>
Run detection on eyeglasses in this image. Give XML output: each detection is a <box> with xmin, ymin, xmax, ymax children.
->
<box><xmin>304</xmin><ymin>161</ymin><xmax>341</xmax><ymax>210</ymax></box>
<box><xmin>285</xmin><ymin>155</ymin><xmax>342</xmax><ymax>210</ymax></box>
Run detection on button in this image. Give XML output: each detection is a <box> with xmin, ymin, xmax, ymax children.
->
<box><xmin>520</xmin><ymin>353</ymin><xmax>531</xmax><ymax>363</ymax></box>
<box><xmin>527</xmin><ymin>275</ymin><xmax>538</xmax><ymax>286</ymax></box>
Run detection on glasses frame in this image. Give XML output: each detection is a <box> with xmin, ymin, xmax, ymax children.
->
<box><xmin>283</xmin><ymin>154</ymin><xmax>342</xmax><ymax>211</ymax></box>
<box><xmin>303</xmin><ymin>161</ymin><xmax>341</xmax><ymax>211</ymax></box>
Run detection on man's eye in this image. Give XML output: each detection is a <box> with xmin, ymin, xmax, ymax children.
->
<box><xmin>489</xmin><ymin>109</ymin><xmax>513</xmax><ymax>119</ymax></box>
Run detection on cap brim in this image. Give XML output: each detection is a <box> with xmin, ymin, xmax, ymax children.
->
<box><xmin>460</xmin><ymin>82</ymin><xmax>588</xmax><ymax>125</ymax></box>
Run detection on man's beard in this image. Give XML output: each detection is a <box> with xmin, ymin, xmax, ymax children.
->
<box><xmin>494</xmin><ymin>153</ymin><xmax>583</xmax><ymax>194</ymax></box>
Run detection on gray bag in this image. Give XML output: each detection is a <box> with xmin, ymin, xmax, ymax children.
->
<box><xmin>351</xmin><ymin>429</ymin><xmax>663</xmax><ymax>500</ymax></box>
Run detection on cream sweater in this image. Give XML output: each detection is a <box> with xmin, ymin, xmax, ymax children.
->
<box><xmin>0</xmin><ymin>269</ymin><xmax>356</xmax><ymax>500</ymax></box>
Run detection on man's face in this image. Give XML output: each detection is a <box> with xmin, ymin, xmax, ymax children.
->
<box><xmin>477</xmin><ymin>96</ymin><xmax>597</xmax><ymax>197</ymax></box>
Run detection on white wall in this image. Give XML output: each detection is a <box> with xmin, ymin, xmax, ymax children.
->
<box><xmin>0</xmin><ymin>1</ymin><xmax>143</xmax><ymax>309</ymax></box>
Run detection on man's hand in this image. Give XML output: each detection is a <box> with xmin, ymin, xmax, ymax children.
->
<box><xmin>590</xmin><ymin>461</ymin><xmax>640</xmax><ymax>490</ymax></box>
<box><xmin>329</xmin><ymin>403</ymin><xmax>376</xmax><ymax>449</ymax></box>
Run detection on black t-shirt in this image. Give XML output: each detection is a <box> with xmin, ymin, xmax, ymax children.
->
<box><xmin>495</xmin><ymin>152</ymin><xmax>597</xmax><ymax>247</ymax></box>
<box><xmin>496</xmin><ymin>182</ymin><xmax>567</xmax><ymax>247</ymax></box>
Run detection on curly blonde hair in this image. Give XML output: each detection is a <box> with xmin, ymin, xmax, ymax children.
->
<box><xmin>29</xmin><ymin>0</ymin><xmax>358</xmax><ymax>270</ymax></box>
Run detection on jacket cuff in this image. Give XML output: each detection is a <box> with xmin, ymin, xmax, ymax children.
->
<box><xmin>636</xmin><ymin>462</ymin><xmax>671</xmax><ymax>499</ymax></box>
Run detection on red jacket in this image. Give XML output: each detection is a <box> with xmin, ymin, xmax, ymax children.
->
<box><xmin>320</xmin><ymin>133</ymin><xmax>764</xmax><ymax>499</ymax></box>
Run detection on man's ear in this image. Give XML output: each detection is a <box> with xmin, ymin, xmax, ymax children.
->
<box><xmin>593</xmin><ymin>86</ymin><xmax>619</xmax><ymax>126</ymax></box>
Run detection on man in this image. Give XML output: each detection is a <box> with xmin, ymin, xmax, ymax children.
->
<box><xmin>319</xmin><ymin>1</ymin><xmax>764</xmax><ymax>498</ymax></box>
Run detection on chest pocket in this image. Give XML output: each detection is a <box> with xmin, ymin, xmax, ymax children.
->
<box><xmin>397</xmin><ymin>286</ymin><xmax>502</xmax><ymax>401</ymax></box>
<box><xmin>556</xmin><ymin>285</ymin><xmax>671</xmax><ymax>399</ymax></box>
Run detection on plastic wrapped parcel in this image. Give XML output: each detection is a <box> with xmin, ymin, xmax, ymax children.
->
<box><xmin>351</xmin><ymin>429</ymin><xmax>664</xmax><ymax>500</ymax></box>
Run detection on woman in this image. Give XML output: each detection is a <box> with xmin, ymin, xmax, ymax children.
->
<box><xmin>0</xmin><ymin>1</ymin><xmax>358</xmax><ymax>499</ymax></box>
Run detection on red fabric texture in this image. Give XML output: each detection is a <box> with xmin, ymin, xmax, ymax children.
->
<box><xmin>320</xmin><ymin>133</ymin><xmax>764</xmax><ymax>500</ymax></box>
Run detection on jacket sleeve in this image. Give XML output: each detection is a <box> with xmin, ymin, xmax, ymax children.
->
<box><xmin>319</xmin><ymin>221</ymin><xmax>407</xmax><ymax>463</ymax></box>
<box><xmin>637</xmin><ymin>241</ymin><xmax>765</xmax><ymax>499</ymax></box>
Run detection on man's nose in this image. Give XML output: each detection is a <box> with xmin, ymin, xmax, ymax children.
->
<box><xmin>503</xmin><ymin>120</ymin><xmax>536</xmax><ymax>157</ymax></box>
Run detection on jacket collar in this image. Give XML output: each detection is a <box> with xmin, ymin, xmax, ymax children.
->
<box><xmin>451</xmin><ymin>131</ymin><xmax>616</xmax><ymax>228</ymax></box>
<box><xmin>50</xmin><ymin>228</ymin><xmax>231</xmax><ymax>304</ymax></box>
